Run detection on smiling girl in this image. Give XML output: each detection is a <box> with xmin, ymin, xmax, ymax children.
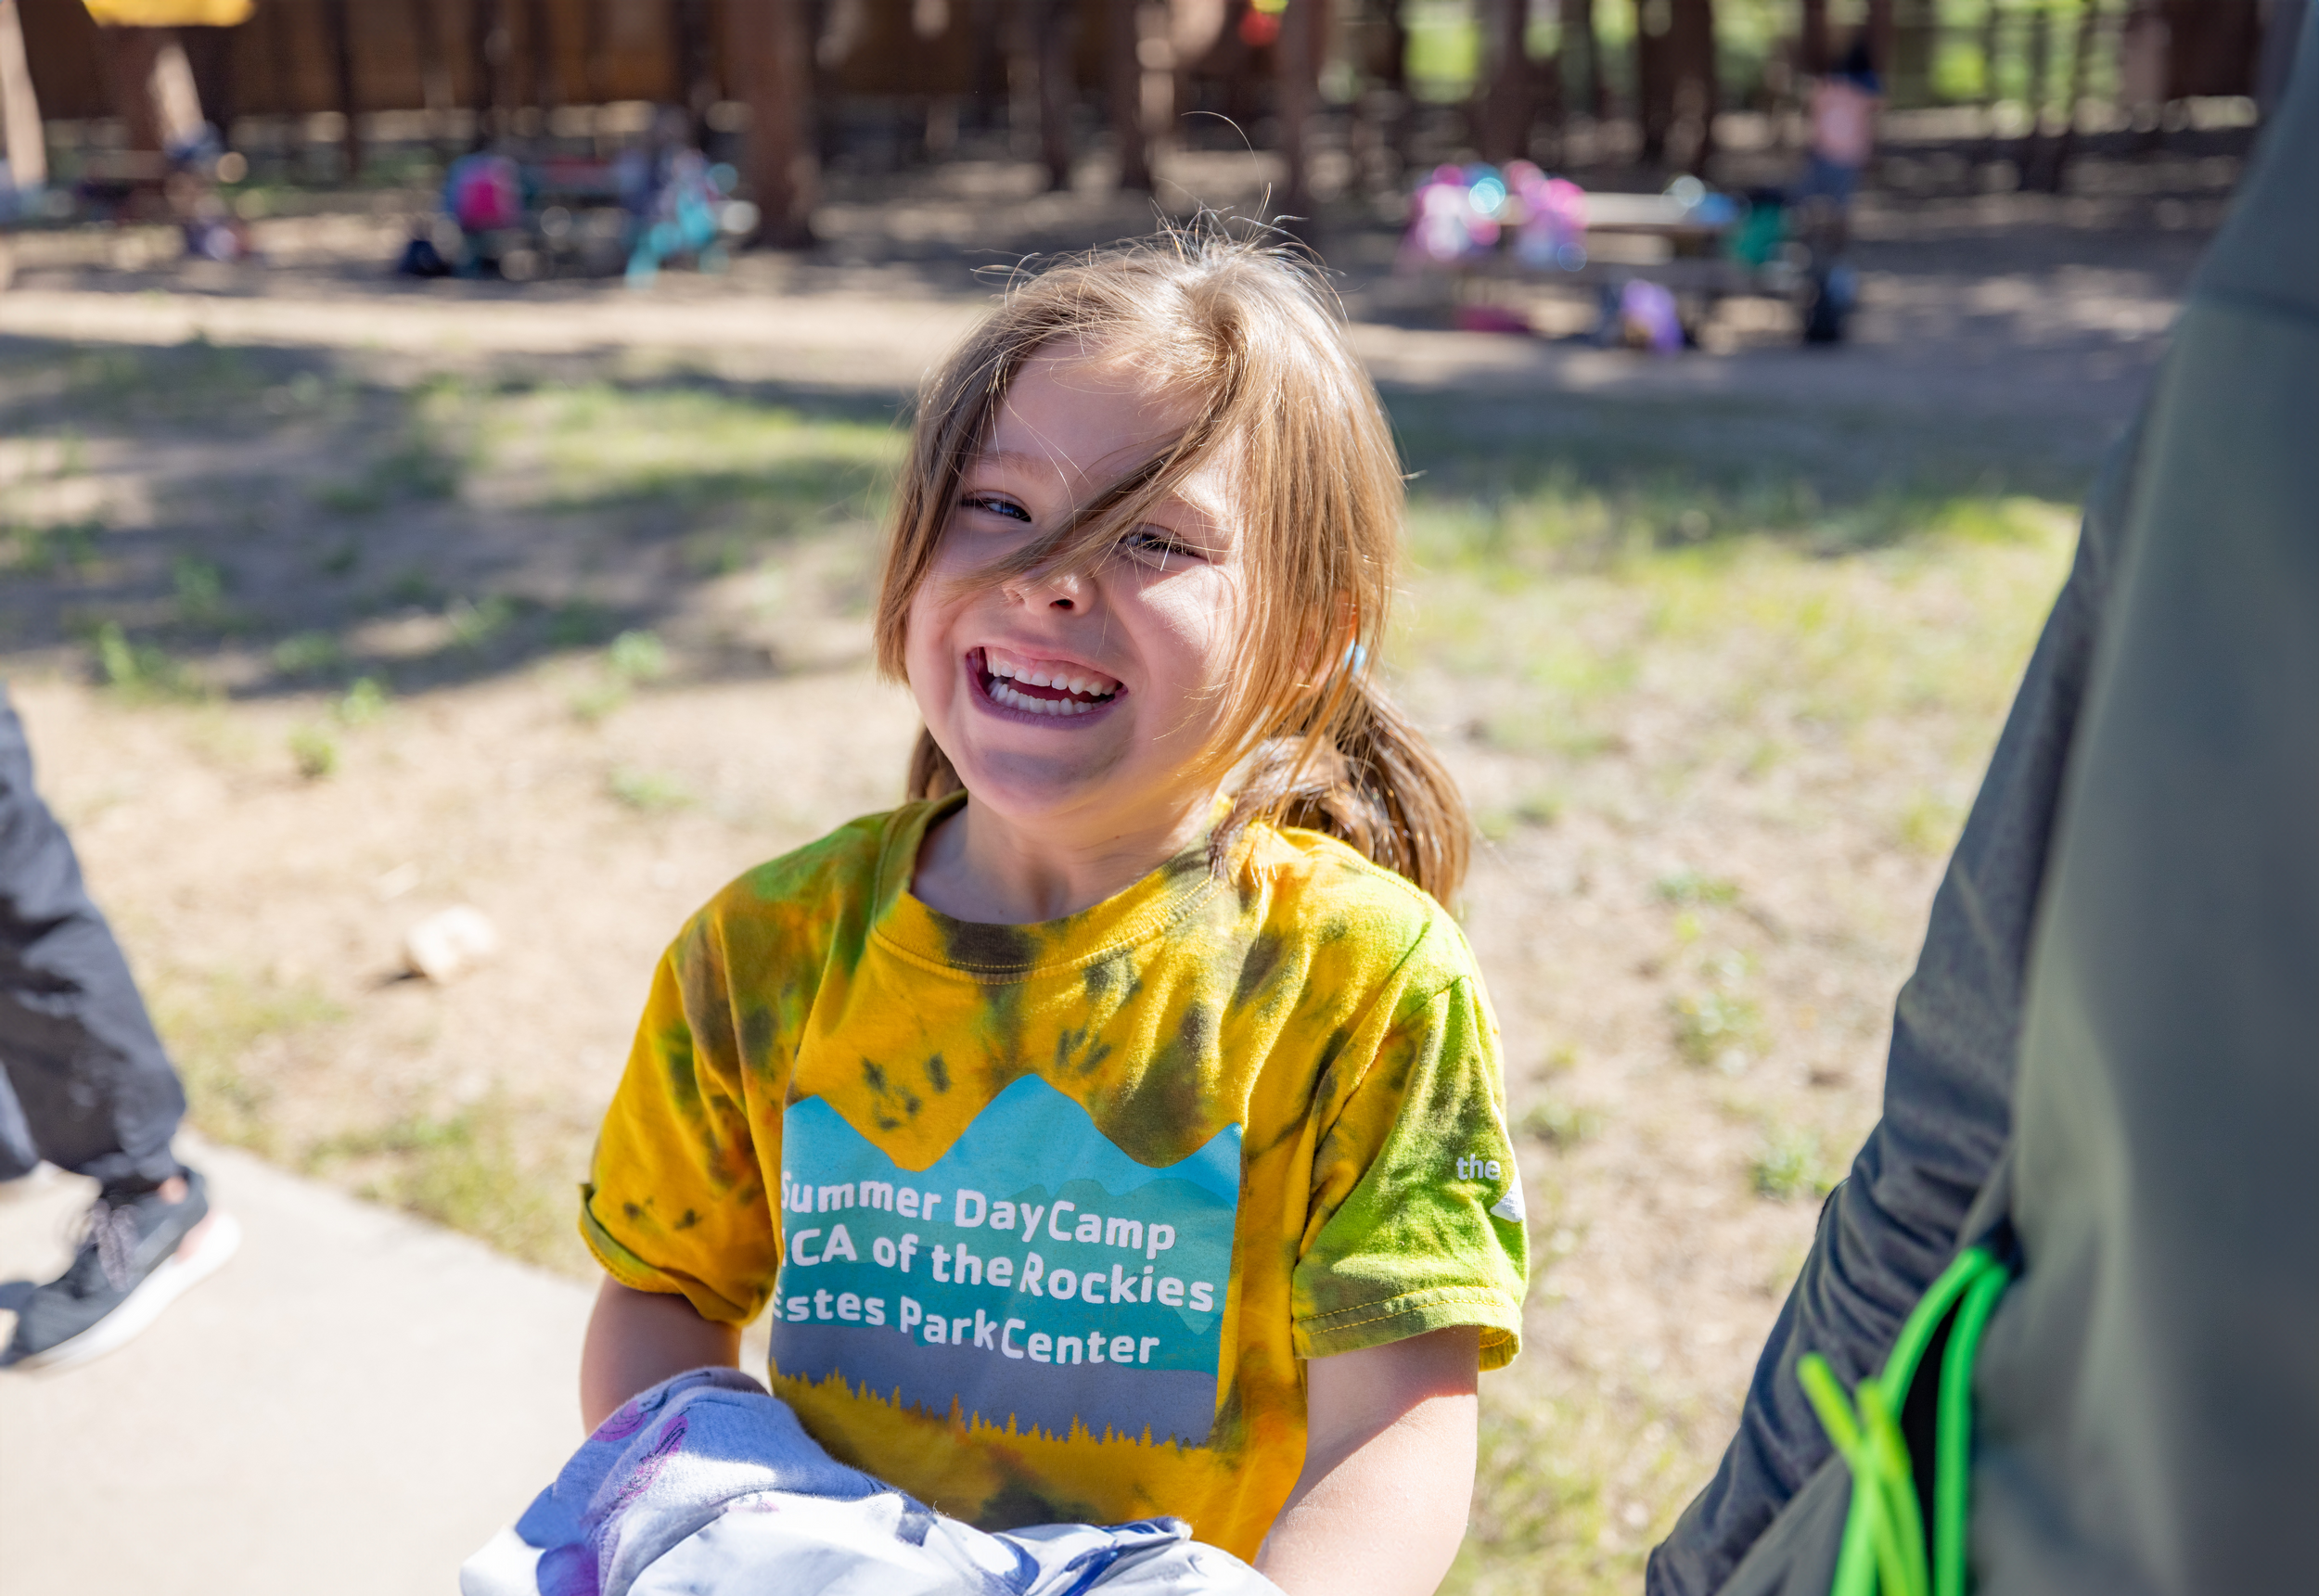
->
<box><xmin>576</xmin><ymin>233</ymin><xmax>1529</xmax><ymax>1595</ymax></box>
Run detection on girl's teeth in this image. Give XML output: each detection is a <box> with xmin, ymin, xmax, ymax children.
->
<box><xmin>990</xmin><ymin>681</ymin><xmax>1096</xmax><ymax>717</ymax></box>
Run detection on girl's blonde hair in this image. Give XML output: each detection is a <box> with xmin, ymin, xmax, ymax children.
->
<box><xmin>874</xmin><ymin>228</ymin><xmax>1469</xmax><ymax>904</ymax></box>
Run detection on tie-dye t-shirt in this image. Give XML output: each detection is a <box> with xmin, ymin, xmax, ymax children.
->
<box><xmin>582</xmin><ymin>794</ymin><xmax>1529</xmax><ymax>1561</ymax></box>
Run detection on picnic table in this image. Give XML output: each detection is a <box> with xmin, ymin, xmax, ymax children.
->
<box><xmin>1451</xmin><ymin>188</ymin><xmax>1850</xmax><ymax>345</ymax></box>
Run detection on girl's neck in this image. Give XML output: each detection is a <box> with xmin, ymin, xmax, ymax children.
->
<box><xmin>912</xmin><ymin>788</ymin><xmax>1220</xmax><ymax>925</ymax></box>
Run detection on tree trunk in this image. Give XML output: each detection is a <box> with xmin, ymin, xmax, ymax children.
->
<box><xmin>1038</xmin><ymin>0</ymin><xmax>1076</xmax><ymax>191</ymax></box>
<box><xmin>730</xmin><ymin>0</ymin><xmax>819</xmax><ymax>245</ymax></box>
<box><xmin>472</xmin><ymin>0</ymin><xmax>509</xmax><ymax>147</ymax></box>
<box><xmin>1277</xmin><ymin>0</ymin><xmax>1316</xmax><ymax>219</ymax></box>
<box><xmin>322</xmin><ymin>0</ymin><xmax>362</xmax><ymax>176</ymax></box>
<box><xmin>2039</xmin><ymin>0</ymin><xmax>2101</xmax><ymax>192</ymax></box>
<box><xmin>1563</xmin><ymin>0</ymin><xmax>1603</xmax><ymax>119</ymax></box>
<box><xmin>1798</xmin><ymin>0</ymin><xmax>1828</xmax><ymax>76</ymax></box>
<box><xmin>1475</xmin><ymin>0</ymin><xmax>1530</xmax><ymax>163</ymax></box>
<box><xmin>526</xmin><ymin>0</ymin><xmax>561</xmax><ymax>117</ymax></box>
<box><xmin>1634</xmin><ymin>0</ymin><xmax>1675</xmax><ymax>163</ymax></box>
<box><xmin>1110</xmin><ymin>0</ymin><xmax>1151</xmax><ymax>189</ymax></box>
<box><xmin>1670</xmin><ymin>0</ymin><xmax>1715</xmax><ymax>172</ymax></box>
<box><xmin>0</xmin><ymin>0</ymin><xmax>45</xmax><ymax>191</ymax></box>
<box><xmin>408</xmin><ymin>0</ymin><xmax>455</xmax><ymax>154</ymax></box>
<box><xmin>672</xmin><ymin>0</ymin><xmax>715</xmax><ymax>146</ymax></box>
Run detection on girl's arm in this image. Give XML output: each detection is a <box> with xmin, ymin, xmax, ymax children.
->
<box><xmin>579</xmin><ymin>1277</ymin><xmax>742</xmax><ymax>1432</ymax></box>
<box><xmin>1255</xmin><ymin>1325</ymin><xmax>1481</xmax><ymax>1596</ymax></box>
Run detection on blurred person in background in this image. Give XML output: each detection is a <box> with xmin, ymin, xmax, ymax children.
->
<box><xmin>1649</xmin><ymin>9</ymin><xmax>2319</xmax><ymax>1594</ymax></box>
<box><xmin>0</xmin><ymin>684</ymin><xmax>238</xmax><ymax>1370</ymax></box>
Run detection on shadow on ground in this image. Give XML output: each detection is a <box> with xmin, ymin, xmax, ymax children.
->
<box><xmin>0</xmin><ymin>332</ymin><xmax>2117</xmax><ymax>708</ymax></box>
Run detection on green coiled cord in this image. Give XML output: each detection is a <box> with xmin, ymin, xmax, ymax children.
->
<box><xmin>1798</xmin><ymin>1245</ymin><xmax>2013</xmax><ymax>1596</ymax></box>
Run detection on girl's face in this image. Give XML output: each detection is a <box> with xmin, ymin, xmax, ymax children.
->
<box><xmin>903</xmin><ymin>350</ymin><xmax>1246</xmax><ymax>843</ymax></box>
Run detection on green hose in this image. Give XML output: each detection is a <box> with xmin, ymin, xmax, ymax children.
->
<box><xmin>1798</xmin><ymin>1245</ymin><xmax>2012</xmax><ymax>1596</ymax></box>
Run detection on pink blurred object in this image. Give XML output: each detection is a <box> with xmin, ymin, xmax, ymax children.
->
<box><xmin>1453</xmin><ymin>303</ymin><xmax>1534</xmax><ymax>335</ymax></box>
<box><xmin>1399</xmin><ymin>164</ymin><xmax>1498</xmax><ymax>271</ymax></box>
<box><xmin>1509</xmin><ymin>164</ymin><xmax>1587</xmax><ymax>269</ymax></box>
<box><xmin>448</xmin><ymin>154</ymin><xmax>522</xmax><ymax>233</ymax></box>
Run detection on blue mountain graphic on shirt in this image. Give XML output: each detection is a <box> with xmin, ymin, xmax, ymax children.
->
<box><xmin>771</xmin><ymin>1074</ymin><xmax>1241</xmax><ymax>1445</ymax></box>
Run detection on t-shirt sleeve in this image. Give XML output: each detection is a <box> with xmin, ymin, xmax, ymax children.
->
<box><xmin>1290</xmin><ymin>972</ymin><xmax>1531</xmax><ymax>1371</ymax></box>
<box><xmin>580</xmin><ymin>913</ymin><xmax>782</xmax><ymax>1325</ymax></box>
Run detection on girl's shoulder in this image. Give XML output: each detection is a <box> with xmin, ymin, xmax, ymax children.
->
<box><xmin>1241</xmin><ymin>820</ymin><xmax>1480</xmax><ymax>984</ymax></box>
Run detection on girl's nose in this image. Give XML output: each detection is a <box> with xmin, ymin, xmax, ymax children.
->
<box><xmin>1012</xmin><ymin>564</ymin><xmax>1085</xmax><ymax>613</ymax></box>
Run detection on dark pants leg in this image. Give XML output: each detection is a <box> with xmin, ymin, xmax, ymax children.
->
<box><xmin>0</xmin><ymin>684</ymin><xmax>186</xmax><ymax>1189</ymax></box>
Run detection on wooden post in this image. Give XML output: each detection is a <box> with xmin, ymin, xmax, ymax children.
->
<box><xmin>0</xmin><ymin>0</ymin><xmax>45</xmax><ymax>193</ymax></box>
<box><xmin>322</xmin><ymin>0</ymin><xmax>362</xmax><ymax>176</ymax></box>
<box><xmin>1110</xmin><ymin>0</ymin><xmax>1151</xmax><ymax>189</ymax></box>
<box><xmin>1277</xmin><ymin>0</ymin><xmax>1315</xmax><ymax>219</ymax></box>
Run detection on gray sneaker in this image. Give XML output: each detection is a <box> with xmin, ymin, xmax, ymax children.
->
<box><xmin>1</xmin><ymin>1168</ymin><xmax>240</xmax><ymax>1370</ymax></box>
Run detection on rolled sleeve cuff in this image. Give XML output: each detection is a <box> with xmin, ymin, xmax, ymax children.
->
<box><xmin>579</xmin><ymin>1185</ymin><xmax>760</xmax><ymax>1326</ymax></box>
<box><xmin>1293</xmin><ymin>1284</ymin><xmax>1524</xmax><ymax>1370</ymax></box>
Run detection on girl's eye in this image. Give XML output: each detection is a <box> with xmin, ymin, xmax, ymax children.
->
<box><xmin>1121</xmin><ymin>527</ymin><xmax>1203</xmax><ymax>566</ymax></box>
<box><xmin>959</xmin><ymin>492</ymin><xmax>1031</xmax><ymax>523</ymax></box>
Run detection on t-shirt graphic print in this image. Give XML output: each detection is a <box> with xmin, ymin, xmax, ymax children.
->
<box><xmin>583</xmin><ymin>796</ymin><xmax>1529</xmax><ymax>1560</ymax></box>
<box><xmin>774</xmin><ymin>1076</ymin><xmax>1237</xmax><ymax>1448</ymax></box>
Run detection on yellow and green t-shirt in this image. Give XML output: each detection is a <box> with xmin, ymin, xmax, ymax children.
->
<box><xmin>582</xmin><ymin>795</ymin><xmax>1529</xmax><ymax>1561</ymax></box>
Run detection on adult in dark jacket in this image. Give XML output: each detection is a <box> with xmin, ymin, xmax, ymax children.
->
<box><xmin>1648</xmin><ymin>13</ymin><xmax>2319</xmax><ymax>1591</ymax></box>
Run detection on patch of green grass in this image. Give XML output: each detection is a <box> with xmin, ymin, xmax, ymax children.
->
<box><xmin>271</xmin><ymin>630</ymin><xmax>343</xmax><ymax>676</ymax></box>
<box><xmin>1444</xmin><ymin>1384</ymin><xmax>1693</xmax><ymax>1596</ymax></box>
<box><xmin>304</xmin><ymin>1099</ymin><xmax>576</xmax><ymax>1270</ymax></box>
<box><xmin>1655</xmin><ymin>870</ymin><xmax>1741</xmax><ymax>908</ymax></box>
<box><xmin>608</xmin><ymin>765</ymin><xmax>693</xmax><ymax>811</ymax></box>
<box><xmin>1518</xmin><ymin>1094</ymin><xmax>1606</xmax><ymax>1149</ymax></box>
<box><xmin>336</xmin><ymin>676</ymin><xmax>391</xmax><ymax>725</ymax></box>
<box><xmin>446</xmin><ymin>594</ymin><xmax>514</xmax><ymax>649</ymax></box>
<box><xmin>89</xmin><ymin>621</ymin><xmax>209</xmax><ymax>703</ymax></box>
<box><xmin>1669</xmin><ymin>989</ymin><xmax>1763</xmax><ymax>1073</ymax></box>
<box><xmin>502</xmin><ymin>385</ymin><xmax>901</xmax><ymax>551</ymax></box>
<box><xmin>1897</xmin><ymin>790</ymin><xmax>1966</xmax><ymax>856</ymax></box>
<box><xmin>1477</xmin><ymin>790</ymin><xmax>1564</xmax><ymax>840</ymax></box>
<box><xmin>172</xmin><ymin>555</ymin><xmax>229</xmax><ymax>627</ymax></box>
<box><xmin>608</xmin><ymin>628</ymin><xmax>671</xmax><ymax>682</ymax></box>
<box><xmin>287</xmin><ymin>724</ymin><xmax>339</xmax><ymax>778</ymax></box>
<box><xmin>571</xmin><ymin>629</ymin><xmax>673</xmax><ymax>722</ymax></box>
<box><xmin>149</xmin><ymin>971</ymin><xmax>348</xmax><ymax>1156</ymax></box>
<box><xmin>3</xmin><ymin>517</ymin><xmax>105</xmax><ymax>575</ymax></box>
<box><xmin>314</xmin><ymin>422</ymin><xmax>470</xmax><ymax>514</ymax></box>
<box><xmin>1751</xmin><ymin>1125</ymin><xmax>1838</xmax><ymax>1202</ymax></box>
<box><xmin>546</xmin><ymin>600</ymin><xmax>620</xmax><ymax>647</ymax></box>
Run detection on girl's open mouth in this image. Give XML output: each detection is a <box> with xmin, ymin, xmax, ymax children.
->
<box><xmin>970</xmin><ymin>646</ymin><xmax>1121</xmax><ymax>720</ymax></box>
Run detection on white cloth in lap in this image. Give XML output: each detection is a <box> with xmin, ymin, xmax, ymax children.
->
<box><xmin>461</xmin><ymin>1368</ymin><xmax>1279</xmax><ymax>1596</ymax></box>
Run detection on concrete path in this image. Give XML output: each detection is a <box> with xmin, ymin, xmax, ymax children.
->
<box><xmin>0</xmin><ymin>1136</ymin><xmax>595</xmax><ymax>1596</ymax></box>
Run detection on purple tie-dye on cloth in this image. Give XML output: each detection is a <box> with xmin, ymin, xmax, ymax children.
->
<box><xmin>460</xmin><ymin>1368</ymin><xmax>1278</xmax><ymax>1596</ymax></box>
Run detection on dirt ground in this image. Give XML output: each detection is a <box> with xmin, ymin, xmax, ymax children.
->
<box><xmin>0</xmin><ymin>138</ymin><xmax>2227</xmax><ymax>1592</ymax></box>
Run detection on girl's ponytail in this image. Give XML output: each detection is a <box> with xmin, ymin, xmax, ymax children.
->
<box><xmin>1219</xmin><ymin>674</ymin><xmax>1469</xmax><ymax>907</ymax></box>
